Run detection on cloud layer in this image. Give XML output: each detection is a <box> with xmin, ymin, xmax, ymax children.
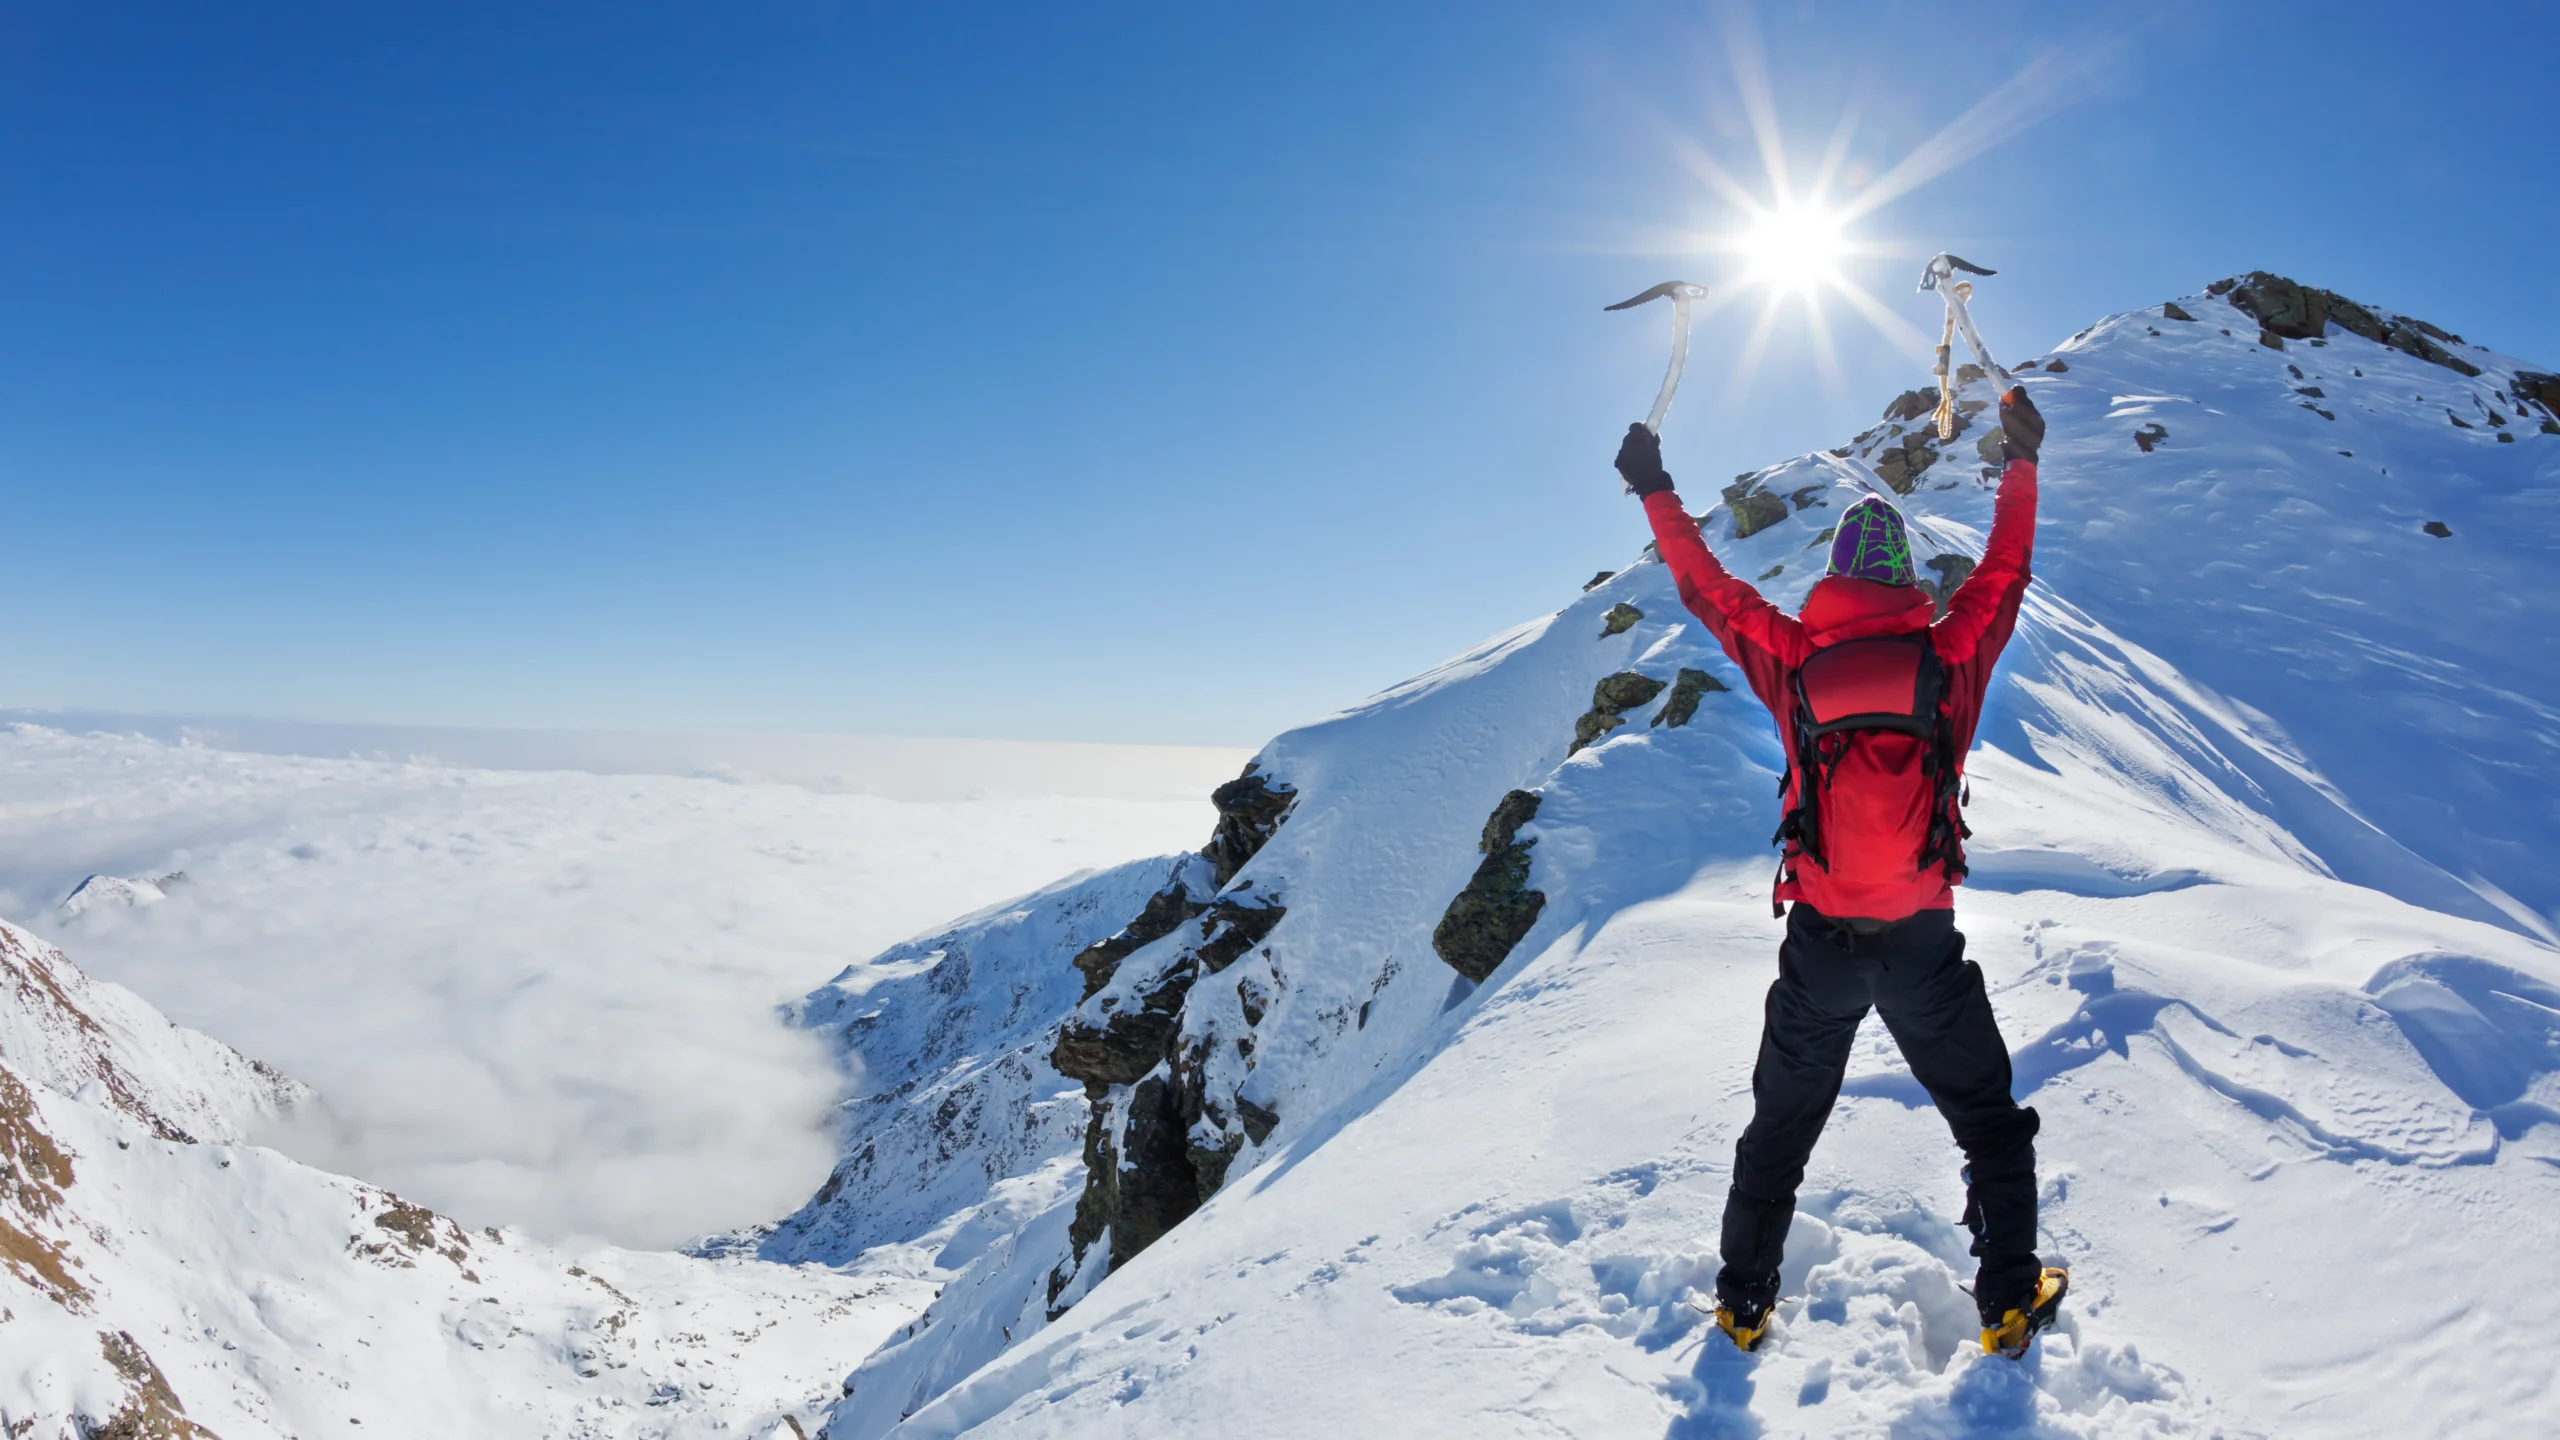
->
<box><xmin>0</xmin><ymin>723</ymin><xmax>1230</xmax><ymax>1247</ymax></box>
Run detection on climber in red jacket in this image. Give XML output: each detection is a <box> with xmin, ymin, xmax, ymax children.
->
<box><xmin>1613</xmin><ymin>385</ymin><xmax>2067</xmax><ymax>1360</ymax></box>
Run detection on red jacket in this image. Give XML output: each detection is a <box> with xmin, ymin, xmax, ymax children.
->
<box><xmin>1642</xmin><ymin>459</ymin><xmax>2038</xmax><ymax>920</ymax></box>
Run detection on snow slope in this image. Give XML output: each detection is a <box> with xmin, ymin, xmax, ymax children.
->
<box><xmin>833</xmin><ymin>277</ymin><xmax>2560</xmax><ymax>1437</ymax></box>
<box><xmin>0</xmin><ymin>921</ymin><xmax>941</xmax><ymax>1439</ymax></box>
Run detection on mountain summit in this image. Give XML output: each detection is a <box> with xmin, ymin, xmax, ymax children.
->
<box><xmin>5</xmin><ymin>274</ymin><xmax>2556</xmax><ymax>1438</ymax></box>
<box><xmin>819</xmin><ymin>274</ymin><xmax>2560</xmax><ymax>1438</ymax></box>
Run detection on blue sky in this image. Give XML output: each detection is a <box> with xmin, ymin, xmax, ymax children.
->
<box><xmin>3</xmin><ymin>2</ymin><xmax>2552</xmax><ymax>746</ymax></box>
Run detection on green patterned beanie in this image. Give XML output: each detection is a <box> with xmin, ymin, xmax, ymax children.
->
<box><xmin>1826</xmin><ymin>495</ymin><xmax>1917</xmax><ymax>587</ymax></box>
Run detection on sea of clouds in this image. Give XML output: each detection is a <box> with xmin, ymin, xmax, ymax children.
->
<box><xmin>0</xmin><ymin>719</ymin><xmax>1239</xmax><ymax>1248</ymax></box>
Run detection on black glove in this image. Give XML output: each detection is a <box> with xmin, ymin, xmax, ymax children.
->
<box><xmin>1613</xmin><ymin>422</ymin><xmax>1674</xmax><ymax>497</ymax></box>
<box><xmin>1999</xmin><ymin>386</ymin><xmax>2045</xmax><ymax>465</ymax></box>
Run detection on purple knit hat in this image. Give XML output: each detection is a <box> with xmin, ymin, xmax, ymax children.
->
<box><xmin>1826</xmin><ymin>496</ymin><xmax>1917</xmax><ymax>586</ymax></box>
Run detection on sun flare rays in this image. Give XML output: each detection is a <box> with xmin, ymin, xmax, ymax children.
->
<box><xmin>1661</xmin><ymin>10</ymin><xmax>2114</xmax><ymax>410</ymax></box>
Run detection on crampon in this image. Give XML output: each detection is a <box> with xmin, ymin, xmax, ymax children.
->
<box><xmin>1981</xmin><ymin>1267</ymin><xmax>2069</xmax><ymax>1359</ymax></box>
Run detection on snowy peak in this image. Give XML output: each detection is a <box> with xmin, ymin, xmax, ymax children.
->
<box><xmin>0</xmin><ymin>928</ymin><xmax>943</xmax><ymax>1438</ymax></box>
<box><xmin>0</xmin><ymin>918</ymin><xmax>303</xmax><ymax>1146</ymax></box>
<box><xmin>55</xmin><ymin>870</ymin><xmax>186</xmax><ymax>920</ymax></box>
<box><xmin>810</xmin><ymin>274</ymin><xmax>2560</xmax><ymax>1438</ymax></box>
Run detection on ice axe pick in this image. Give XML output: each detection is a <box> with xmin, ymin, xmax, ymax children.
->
<box><xmin>1606</xmin><ymin>281</ymin><xmax>1710</xmax><ymax>435</ymax></box>
<box><xmin>1918</xmin><ymin>253</ymin><xmax>2013</xmax><ymax>394</ymax></box>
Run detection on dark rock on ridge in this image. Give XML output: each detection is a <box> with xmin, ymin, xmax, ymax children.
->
<box><xmin>2222</xmin><ymin>272</ymin><xmax>2482</xmax><ymax>377</ymax></box>
<box><xmin>1650</xmin><ymin>667</ymin><xmax>1728</xmax><ymax>729</ymax></box>
<box><xmin>1571</xmin><ymin>671</ymin><xmax>1670</xmax><ymax>754</ymax></box>
<box><xmin>1432</xmin><ymin>790</ymin><xmax>1547</xmax><ymax>983</ymax></box>
<box><xmin>1071</xmin><ymin>884</ymin><xmax>1208</xmax><ymax>1000</ymax></box>
<box><xmin>1720</xmin><ymin>478</ymin><xmax>1789</xmax><ymax>538</ymax></box>
<box><xmin>1204</xmin><ymin>771</ymin><xmax>1296</xmax><ymax>888</ymax></box>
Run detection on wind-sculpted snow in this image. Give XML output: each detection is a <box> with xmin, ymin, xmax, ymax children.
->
<box><xmin>834</xmin><ymin>280</ymin><xmax>2560</xmax><ymax>1438</ymax></box>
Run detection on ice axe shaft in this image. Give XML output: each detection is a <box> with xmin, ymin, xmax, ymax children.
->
<box><xmin>1606</xmin><ymin>281</ymin><xmax>1710</xmax><ymax>434</ymax></box>
<box><xmin>1918</xmin><ymin>254</ymin><xmax>2012</xmax><ymax>394</ymax></box>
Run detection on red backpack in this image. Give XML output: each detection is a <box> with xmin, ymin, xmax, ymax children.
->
<box><xmin>1770</xmin><ymin>634</ymin><xmax>1970</xmax><ymax>913</ymax></box>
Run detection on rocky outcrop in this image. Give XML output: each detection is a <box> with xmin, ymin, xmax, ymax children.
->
<box><xmin>2161</xmin><ymin>301</ymin><xmax>2195</xmax><ymax>322</ymax></box>
<box><xmin>1194</xmin><ymin>897</ymin><xmax>1287</xmax><ymax>975</ymax></box>
<box><xmin>1872</xmin><ymin>432</ymin><xmax>1941</xmax><ymax>494</ymax></box>
<box><xmin>2513</xmin><ymin>373</ymin><xmax>2560</xmax><ymax>432</ymax></box>
<box><xmin>1431</xmin><ymin>790</ymin><xmax>1546</xmax><ymax>984</ymax></box>
<box><xmin>2135</xmin><ymin>423</ymin><xmax>2169</xmax><ymax>453</ymax></box>
<box><xmin>1720</xmin><ymin>477</ymin><xmax>1789</xmax><ymax>538</ymax></box>
<box><xmin>1883</xmin><ymin>387</ymin><xmax>1938</xmax><ymax>422</ymax></box>
<box><xmin>1111</xmin><ymin>1073</ymin><xmax>1197</xmax><ymax>1259</ymax></box>
<box><xmin>1919</xmin><ymin>553</ymin><xmax>1978</xmax><ymax>619</ymax></box>
<box><xmin>1204</xmin><ymin>770</ymin><xmax>1296</xmax><ymax>887</ymax></box>
<box><xmin>1571</xmin><ymin>671</ymin><xmax>1670</xmax><ymax>754</ymax></box>
<box><xmin>1051</xmin><ymin>978</ymin><xmax>1190</xmax><ymax>1088</ymax></box>
<box><xmin>1046</xmin><ymin>765</ymin><xmax>1305</xmax><ymax>1290</ymax></box>
<box><xmin>1599</xmin><ymin>602</ymin><xmax>1644</xmax><ymax>638</ymax></box>
<box><xmin>1650</xmin><ymin>667</ymin><xmax>1727</xmax><ymax>729</ymax></box>
<box><xmin>1071</xmin><ymin>883</ymin><xmax>1209</xmax><ymax>999</ymax></box>
<box><xmin>2220</xmin><ymin>272</ymin><xmax>2482</xmax><ymax>377</ymax></box>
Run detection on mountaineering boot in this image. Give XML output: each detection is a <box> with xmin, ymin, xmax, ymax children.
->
<box><xmin>1980</xmin><ymin>1267</ymin><xmax>2069</xmax><ymax>1359</ymax></box>
<box><xmin>1713</xmin><ymin>1293</ymin><xmax>1773</xmax><ymax>1353</ymax></box>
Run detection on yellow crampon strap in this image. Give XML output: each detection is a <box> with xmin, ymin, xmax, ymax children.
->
<box><xmin>1980</xmin><ymin>1267</ymin><xmax>2070</xmax><ymax>1359</ymax></box>
<box><xmin>1715</xmin><ymin>1303</ymin><xmax>1771</xmax><ymax>1353</ymax></box>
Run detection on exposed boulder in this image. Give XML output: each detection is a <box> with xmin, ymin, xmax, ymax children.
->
<box><xmin>1203</xmin><ymin>770</ymin><xmax>1296</xmax><ymax>887</ymax></box>
<box><xmin>1872</xmin><ymin>433</ymin><xmax>1940</xmax><ymax>494</ymax></box>
<box><xmin>1055</xmin><ymin>1104</ymin><xmax>1119</xmax><ymax>1307</ymax></box>
<box><xmin>1431</xmin><ymin>790</ymin><xmax>1546</xmax><ymax>983</ymax></box>
<box><xmin>1072</xmin><ymin>882</ymin><xmax>1209</xmax><ymax>999</ymax></box>
<box><xmin>2513</xmin><ymin>372</ymin><xmax>2560</xmax><ymax>415</ymax></box>
<box><xmin>1650</xmin><ymin>667</ymin><xmax>1728</xmax><ymax>729</ymax></box>
<box><xmin>2228</xmin><ymin>272</ymin><xmax>2329</xmax><ymax>339</ymax></box>
<box><xmin>1570</xmin><ymin>671</ymin><xmax>1669</xmax><ymax>754</ymax></box>
<box><xmin>1583</xmin><ymin>569</ymin><xmax>1617</xmax><ymax>591</ymax></box>
<box><xmin>2162</xmin><ymin>302</ymin><xmax>2195</xmax><ymax>322</ymax></box>
<box><xmin>1883</xmin><ymin>387</ymin><xmax>1938</xmax><ymax>422</ymax></box>
<box><xmin>1193</xmin><ymin>899</ymin><xmax>1286</xmax><ymax>975</ymax></box>
<box><xmin>2135</xmin><ymin>423</ymin><xmax>2169</xmax><ymax>453</ymax></box>
<box><xmin>2424</xmin><ymin>521</ymin><xmax>2454</xmax><ymax>538</ymax></box>
<box><xmin>1111</xmin><ymin>1074</ymin><xmax>1197</xmax><ymax>1260</ymax></box>
<box><xmin>1720</xmin><ymin>478</ymin><xmax>1788</xmax><ymax>538</ymax></box>
<box><xmin>2222</xmin><ymin>271</ymin><xmax>2483</xmax><ymax>377</ymax></box>
<box><xmin>1599</xmin><ymin>602</ymin><xmax>1644</xmax><ymax>638</ymax></box>
<box><xmin>1234</xmin><ymin>1094</ymin><xmax>1280</xmax><ymax>1146</ymax></box>
<box><xmin>1051</xmin><ymin>976</ymin><xmax>1190</xmax><ymax>1088</ymax></box>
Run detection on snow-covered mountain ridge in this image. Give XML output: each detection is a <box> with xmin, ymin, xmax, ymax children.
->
<box><xmin>819</xmin><ymin>273</ymin><xmax>2560</xmax><ymax>1438</ymax></box>
<box><xmin>0</xmin><ymin>918</ymin><xmax>945</xmax><ymax>1438</ymax></box>
<box><xmin>5</xmin><ymin>270</ymin><xmax>2556</xmax><ymax>1438</ymax></box>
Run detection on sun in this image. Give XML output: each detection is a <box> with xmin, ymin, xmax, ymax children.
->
<box><xmin>1737</xmin><ymin>202</ymin><xmax>1846</xmax><ymax>296</ymax></box>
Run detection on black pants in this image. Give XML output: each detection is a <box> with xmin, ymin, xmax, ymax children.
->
<box><xmin>1717</xmin><ymin>902</ymin><xmax>2041</xmax><ymax>1323</ymax></box>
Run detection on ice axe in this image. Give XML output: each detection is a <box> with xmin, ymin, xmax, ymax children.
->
<box><xmin>1918</xmin><ymin>254</ymin><xmax>2012</xmax><ymax>442</ymax></box>
<box><xmin>1606</xmin><ymin>281</ymin><xmax>1710</xmax><ymax>435</ymax></box>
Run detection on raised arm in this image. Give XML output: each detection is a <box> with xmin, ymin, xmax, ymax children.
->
<box><xmin>1934</xmin><ymin>387</ymin><xmax>2042</xmax><ymax>669</ymax></box>
<box><xmin>1614</xmin><ymin>424</ymin><xmax>1806</xmax><ymax>707</ymax></box>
